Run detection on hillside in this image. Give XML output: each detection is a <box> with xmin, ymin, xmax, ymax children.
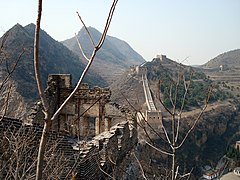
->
<box><xmin>110</xmin><ymin>55</ymin><xmax>225</xmax><ymax>110</ymax></box>
<box><xmin>110</xmin><ymin>55</ymin><xmax>239</xmax><ymax>178</ymax></box>
<box><xmin>202</xmin><ymin>49</ymin><xmax>240</xmax><ymax>69</ymax></box>
<box><xmin>201</xmin><ymin>49</ymin><xmax>240</xmax><ymax>100</ymax></box>
<box><xmin>62</xmin><ymin>27</ymin><xmax>146</xmax><ymax>84</ymax></box>
<box><xmin>0</xmin><ymin>23</ymin><xmax>107</xmax><ymax>118</ymax></box>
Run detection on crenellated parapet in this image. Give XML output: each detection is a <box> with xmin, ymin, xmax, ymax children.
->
<box><xmin>74</xmin><ymin>84</ymin><xmax>111</xmax><ymax>102</ymax></box>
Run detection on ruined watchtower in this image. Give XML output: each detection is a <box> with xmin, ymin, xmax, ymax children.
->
<box><xmin>30</xmin><ymin>74</ymin><xmax>111</xmax><ymax>139</ymax></box>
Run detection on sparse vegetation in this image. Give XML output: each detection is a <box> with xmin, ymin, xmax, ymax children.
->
<box><xmin>226</xmin><ymin>146</ymin><xmax>240</xmax><ymax>159</ymax></box>
<box><xmin>147</xmin><ymin>63</ymin><xmax>229</xmax><ymax>109</ymax></box>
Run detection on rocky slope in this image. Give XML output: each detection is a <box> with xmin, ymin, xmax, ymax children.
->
<box><xmin>178</xmin><ymin>101</ymin><xmax>239</xmax><ymax>176</ymax></box>
<box><xmin>136</xmin><ymin>100</ymin><xmax>239</xmax><ymax>178</ymax></box>
<box><xmin>62</xmin><ymin>27</ymin><xmax>146</xmax><ymax>84</ymax></box>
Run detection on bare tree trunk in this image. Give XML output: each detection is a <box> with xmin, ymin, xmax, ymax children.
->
<box><xmin>36</xmin><ymin>119</ymin><xmax>51</xmax><ymax>180</ymax></box>
<box><xmin>172</xmin><ymin>148</ymin><xmax>176</xmax><ymax>180</ymax></box>
<box><xmin>34</xmin><ymin>0</ymin><xmax>51</xmax><ymax>179</ymax></box>
<box><xmin>171</xmin><ymin>115</ymin><xmax>176</xmax><ymax>180</ymax></box>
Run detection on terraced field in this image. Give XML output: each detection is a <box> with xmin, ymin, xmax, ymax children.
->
<box><xmin>202</xmin><ymin>66</ymin><xmax>240</xmax><ymax>99</ymax></box>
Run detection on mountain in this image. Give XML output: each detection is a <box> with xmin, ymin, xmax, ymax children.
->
<box><xmin>202</xmin><ymin>49</ymin><xmax>240</xmax><ymax>68</ymax></box>
<box><xmin>200</xmin><ymin>49</ymin><xmax>240</xmax><ymax>101</ymax></box>
<box><xmin>0</xmin><ymin>23</ymin><xmax>107</xmax><ymax>118</ymax></box>
<box><xmin>62</xmin><ymin>27</ymin><xmax>146</xmax><ymax>83</ymax></box>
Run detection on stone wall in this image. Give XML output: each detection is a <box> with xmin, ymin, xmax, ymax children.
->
<box><xmin>0</xmin><ymin>114</ymin><xmax>138</xmax><ymax>179</ymax></box>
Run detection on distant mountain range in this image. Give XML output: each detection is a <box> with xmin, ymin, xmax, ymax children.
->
<box><xmin>0</xmin><ymin>23</ymin><xmax>145</xmax><ymax>118</ymax></box>
<box><xmin>62</xmin><ymin>27</ymin><xmax>145</xmax><ymax>83</ymax></box>
<box><xmin>202</xmin><ymin>49</ymin><xmax>240</xmax><ymax>68</ymax></box>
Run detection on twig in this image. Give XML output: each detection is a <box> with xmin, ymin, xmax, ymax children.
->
<box><xmin>133</xmin><ymin>152</ymin><xmax>148</xmax><ymax>180</ymax></box>
<box><xmin>157</xmin><ymin>80</ymin><xmax>173</xmax><ymax>116</ymax></box>
<box><xmin>0</xmin><ymin>49</ymin><xmax>25</xmax><ymax>92</ymax></box>
<box><xmin>0</xmin><ymin>84</ymin><xmax>12</xmax><ymax>121</ymax></box>
<box><xmin>145</xmin><ymin>141</ymin><xmax>173</xmax><ymax>156</ymax></box>
<box><xmin>95</xmin><ymin>156</ymin><xmax>115</xmax><ymax>180</ymax></box>
<box><xmin>76</xmin><ymin>12</ymin><xmax>96</xmax><ymax>47</ymax></box>
<box><xmin>75</xmin><ymin>33</ymin><xmax>90</xmax><ymax>61</ymax></box>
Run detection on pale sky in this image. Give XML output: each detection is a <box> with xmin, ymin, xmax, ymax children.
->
<box><xmin>0</xmin><ymin>0</ymin><xmax>239</xmax><ymax>65</ymax></box>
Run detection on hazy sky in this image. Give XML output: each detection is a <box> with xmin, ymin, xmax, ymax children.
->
<box><xmin>0</xmin><ymin>0</ymin><xmax>239</xmax><ymax>65</ymax></box>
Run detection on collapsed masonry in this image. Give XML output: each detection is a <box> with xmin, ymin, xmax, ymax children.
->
<box><xmin>1</xmin><ymin>74</ymin><xmax>138</xmax><ymax>179</ymax></box>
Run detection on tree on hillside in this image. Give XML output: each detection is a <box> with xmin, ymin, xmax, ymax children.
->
<box><xmin>155</xmin><ymin>68</ymin><xmax>211</xmax><ymax>179</ymax></box>
<box><xmin>33</xmin><ymin>0</ymin><xmax>118</xmax><ymax>179</ymax></box>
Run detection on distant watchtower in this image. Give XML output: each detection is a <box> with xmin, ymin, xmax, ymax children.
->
<box><xmin>156</xmin><ymin>54</ymin><xmax>167</xmax><ymax>61</ymax></box>
<box><xmin>235</xmin><ymin>141</ymin><xmax>240</xmax><ymax>151</ymax></box>
<box><xmin>219</xmin><ymin>65</ymin><xmax>223</xmax><ymax>71</ymax></box>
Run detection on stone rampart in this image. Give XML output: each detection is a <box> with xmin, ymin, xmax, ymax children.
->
<box><xmin>0</xmin><ymin>114</ymin><xmax>137</xmax><ymax>179</ymax></box>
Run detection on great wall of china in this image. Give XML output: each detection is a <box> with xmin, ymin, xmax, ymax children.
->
<box><xmin>0</xmin><ymin>55</ymin><xmax>167</xmax><ymax>179</ymax></box>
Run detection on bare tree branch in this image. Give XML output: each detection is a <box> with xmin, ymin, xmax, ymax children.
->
<box><xmin>175</xmin><ymin>72</ymin><xmax>193</xmax><ymax>142</ymax></box>
<box><xmin>157</xmin><ymin>80</ymin><xmax>173</xmax><ymax>116</ymax></box>
<box><xmin>133</xmin><ymin>152</ymin><xmax>148</xmax><ymax>180</ymax></box>
<box><xmin>0</xmin><ymin>49</ymin><xmax>25</xmax><ymax>91</ymax></box>
<box><xmin>161</xmin><ymin>122</ymin><xmax>173</xmax><ymax>148</ymax></box>
<box><xmin>0</xmin><ymin>84</ymin><xmax>12</xmax><ymax>121</ymax></box>
<box><xmin>76</xmin><ymin>12</ymin><xmax>96</xmax><ymax>47</ymax></box>
<box><xmin>51</xmin><ymin>0</ymin><xmax>118</xmax><ymax>121</ymax></box>
<box><xmin>75</xmin><ymin>33</ymin><xmax>90</xmax><ymax>61</ymax></box>
<box><xmin>176</xmin><ymin>86</ymin><xmax>212</xmax><ymax>149</ymax></box>
<box><xmin>145</xmin><ymin>140</ymin><xmax>173</xmax><ymax>156</ymax></box>
<box><xmin>95</xmin><ymin>156</ymin><xmax>115</xmax><ymax>180</ymax></box>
